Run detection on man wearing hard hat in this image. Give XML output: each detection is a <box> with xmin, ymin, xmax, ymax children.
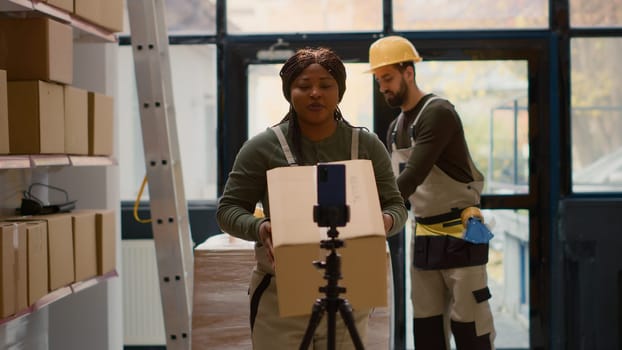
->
<box><xmin>368</xmin><ymin>35</ymin><xmax>496</xmax><ymax>349</ymax></box>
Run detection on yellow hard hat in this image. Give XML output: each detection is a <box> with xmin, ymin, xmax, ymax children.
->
<box><xmin>368</xmin><ymin>36</ymin><xmax>422</xmax><ymax>72</ymax></box>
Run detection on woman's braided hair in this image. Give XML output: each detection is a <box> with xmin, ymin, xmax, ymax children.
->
<box><xmin>277</xmin><ymin>47</ymin><xmax>355</xmax><ymax>164</ymax></box>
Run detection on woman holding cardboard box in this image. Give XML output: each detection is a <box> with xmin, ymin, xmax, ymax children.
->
<box><xmin>217</xmin><ymin>47</ymin><xmax>407</xmax><ymax>349</ymax></box>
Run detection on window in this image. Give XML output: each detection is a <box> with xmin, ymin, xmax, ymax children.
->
<box><xmin>414</xmin><ymin>60</ymin><xmax>529</xmax><ymax>194</ymax></box>
<box><xmin>393</xmin><ymin>0</ymin><xmax>548</xmax><ymax>30</ymax></box>
<box><xmin>570</xmin><ymin>0</ymin><xmax>622</xmax><ymax>28</ymax></box>
<box><xmin>121</xmin><ymin>0</ymin><xmax>217</xmax><ymax>36</ymax></box>
<box><xmin>117</xmin><ymin>45</ymin><xmax>218</xmax><ymax>201</ymax></box>
<box><xmin>226</xmin><ymin>0</ymin><xmax>383</xmax><ymax>34</ymax></box>
<box><xmin>571</xmin><ymin>38</ymin><xmax>622</xmax><ymax>193</ymax></box>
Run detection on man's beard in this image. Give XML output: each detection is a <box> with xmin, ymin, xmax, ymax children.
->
<box><xmin>384</xmin><ymin>79</ymin><xmax>408</xmax><ymax>108</ymax></box>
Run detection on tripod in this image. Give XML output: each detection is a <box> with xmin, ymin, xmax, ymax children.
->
<box><xmin>299</xmin><ymin>225</ymin><xmax>365</xmax><ymax>350</ymax></box>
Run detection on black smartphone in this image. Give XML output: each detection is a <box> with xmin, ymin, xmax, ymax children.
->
<box><xmin>314</xmin><ymin>163</ymin><xmax>349</xmax><ymax>227</ymax></box>
<box><xmin>317</xmin><ymin>163</ymin><xmax>346</xmax><ymax>207</ymax></box>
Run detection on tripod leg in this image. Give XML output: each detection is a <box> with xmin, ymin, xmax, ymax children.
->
<box><xmin>300</xmin><ymin>300</ymin><xmax>326</xmax><ymax>350</ymax></box>
<box><xmin>338</xmin><ymin>300</ymin><xmax>365</xmax><ymax>350</ymax></box>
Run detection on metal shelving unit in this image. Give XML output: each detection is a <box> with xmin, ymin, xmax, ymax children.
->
<box><xmin>0</xmin><ymin>1</ymin><xmax>122</xmax><ymax>348</ymax></box>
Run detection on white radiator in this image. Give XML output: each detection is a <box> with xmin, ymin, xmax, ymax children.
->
<box><xmin>122</xmin><ymin>239</ymin><xmax>166</xmax><ymax>345</ymax></box>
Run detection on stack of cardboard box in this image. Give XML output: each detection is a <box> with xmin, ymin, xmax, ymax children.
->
<box><xmin>0</xmin><ymin>16</ymin><xmax>114</xmax><ymax>156</ymax></box>
<box><xmin>0</xmin><ymin>210</ymin><xmax>116</xmax><ymax>319</ymax></box>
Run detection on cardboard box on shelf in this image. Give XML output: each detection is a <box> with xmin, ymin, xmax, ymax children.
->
<box><xmin>88</xmin><ymin>91</ymin><xmax>113</xmax><ymax>156</ymax></box>
<box><xmin>0</xmin><ymin>223</ymin><xmax>18</xmax><ymax>318</ymax></box>
<box><xmin>0</xmin><ymin>17</ymin><xmax>73</xmax><ymax>85</ymax></box>
<box><xmin>15</xmin><ymin>223</ymin><xmax>27</xmax><ymax>313</ymax></box>
<box><xmin>25</xmin><ymin>222</ymin><xmax>49</xmax><ymax>306</ymax></box>
<box><xmin>266</xmin><ymin>159</ymin><xmax>388</xmax><ymax>317</ymax></box>
<box><xmin>64</xmin><ymin>86</ymin><xmax>89</xmax><ymax>155</ymax></box>
<box><xmin>71</xmin><ymin>212</ymin><xmax>97</xmax><ymax>281</ymax></box>
<box><xmin>7</xmin><ymin>80</ymin><xmax>64</xmax><ymax>155</ymax></box>
<box><xmin>41</xmin><ymin>0</ymin><xmax>73</xmax><ymax>12</ymax></box>
<box><xmin>0</xmin><ymin>69</ymin><xmax>8</xmax><ymax>154</ymax></box>
<box><xmin>31</xmin><ymin>214</ymin><xmax>75</xmax><ymax>291</ymax></box>
<box><xmin>0</xmin><ymin>222</ymin><xmax>27</xmax><ymax>318</ymax></box>
<box><xmin>101</xmin><ymin>0</ymin><xmax>124</xmax><ymax>33</ymax></box>
<box><xmin>75</xmin><ymin>0</ymin><xmax>124</xmax><ymax>33</ymax></box>
<box><xmin>73</xmin><ymin>0</ymin><xmax>100</xmax><ymax>29</ymax></box>
<box><xmin>95</xmin><ymin>210</ymin><xmax>116</xmax><ymax>275</ymax></box>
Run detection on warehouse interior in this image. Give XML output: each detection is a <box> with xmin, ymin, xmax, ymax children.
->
<box><xmin>0</xmin><ymin>0</ymin><xmax>621</xmax><ymax>349</ymax></box>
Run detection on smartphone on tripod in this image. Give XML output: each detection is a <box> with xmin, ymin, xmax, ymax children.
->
<box><xmin>315</xmin><ymin>163</ymin><xmax>349</xmax><ymax>228</ymax></box>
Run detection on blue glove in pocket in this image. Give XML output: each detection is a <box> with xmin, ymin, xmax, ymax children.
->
<box><xmin>463</xmin><ymin>217</ymin><xmax>494</xmax><ymax>244</ymax></box>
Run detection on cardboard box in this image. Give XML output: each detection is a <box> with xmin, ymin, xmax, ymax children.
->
<box><xmin>0</xmin><ymin>222</ymin><xmax>27</xmax><ymax>317</ymax></box>
<box><xmin>102</xmin><ymin>0</ymin><xmax>124</xmax><ymax>33</ymax></box>
<box><xmin>25</xmin><ymin>222</ymin><xmax>49</xmax><ymax>305</ymax></box>
<box><xmin>74</xmin><ymin>0</ymin><xmax>100</xmax><ymax>28</ymax></box>
<box><xmin>33</xmin><ymin>214</ymin><xmax>75</xmax><ymax>290</ymax></box>
<box><xmin>0</xmin><ymin>17</ymin><xmax>73</xmax><ymax>85</ymax></box>
<box><xmin>0</xmin><ymin>223</ymin><xmax>18</xmax><ymax>318</ymax></box>
<box><xmin>15</xmin><ymin>223</ymin><xmax>27</xmax><ymax>312</ymax></box>
<box><xmin>95</xmin><ymin>210</ymin><xmax>116</xmax><ymax>275</ymax></box>
<box><xmin>75</xmin><ymin>0</ymin><xmax>124</xmax><ymax>33</ymax></box>
<box><xmin>266</xmin><ymin>159</ymin><xmax>388</xmax><ymax>317</ymax></box>
<box><xmin>41</xmin><ymin>0</ymin><xmax>73</xmax><ymax>12</ymax></box>
<box><xmin>64</xmin><ymin>86</ymin><xmax>89</xmax><ymax>155</ymax></box>
<box><xmin>88</xmin><ymin>91</ymin><xmax>114</xmax><ymax>156</ymax></box>
<box><xmin>71</xmin><ymin>212</ymin><xmax>97</xmax><ymax>281</ymax></box>
<box><xmin>0</xmin><ymin>69</ymin><xmax>8</xmax><ymax>154</ymax></box>
<box><xmin>7</xmin><ymin>81</ymin><xmax>64</xmax><ymax>154</ymax></box>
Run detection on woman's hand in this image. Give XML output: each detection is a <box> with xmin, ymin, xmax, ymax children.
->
<box><xmin>258</xmin><ymin>220</ymin><xmax>274</xmax><ymax>267</ymax></box>
<box><xmin>382</xmin><ymin>213</ymin><xmax>394</xmax><ymax>235</ymax></box>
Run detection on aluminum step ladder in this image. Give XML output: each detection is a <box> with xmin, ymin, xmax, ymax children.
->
<box><xmin>126</xmin><ymin>1</ymin><xmax>194</xmax><ymax>348</ymax></box>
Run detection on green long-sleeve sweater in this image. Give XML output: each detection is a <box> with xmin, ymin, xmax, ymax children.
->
<box><xmin>217</xmin><ymin>120</ymin><xmax>407</xmax><ymax>244</ymax></box>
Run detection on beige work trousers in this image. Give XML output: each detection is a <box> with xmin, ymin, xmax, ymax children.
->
<box><xmin>411</xmin><ymin>264</ymin><xmax>496</xmax><ymax>349</ymax></box>
<box><xmin>249</xmin><ymin>270</ymin><xmax>370</xmax><ymax>350</ymax></box>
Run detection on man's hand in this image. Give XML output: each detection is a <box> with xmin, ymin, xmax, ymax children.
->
<box><xmin>258</xmin><ymin>220</ymin><xmax>274</xmax><ymax>267</ymax></box>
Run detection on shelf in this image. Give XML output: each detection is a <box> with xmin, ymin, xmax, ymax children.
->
<box><xmin>0</xmin><ymin>155</ymin><xmax>116</xmax><ymax>169</ymax></box>
<box><xmin>0</xmin><ymin>156</ymin><xmax>30</xmax><ymax>169</ymax></box>
<box><xmin>30</xmin><ymin>154</ymin><xmax>71</xmax><ymax>167</ymax></box>
<box><xmin>0</xmin><ymin>270</ymin><xmax>118</xmax><ymax>326</ymax></box>
<box><xmin>69</xmin><ymin>155</ymin><xmax>117</xmax><ymax>167</ymax></box>
<box><xmin>0</xmin><ymin>0</ymin><xmax>118</xmax><ymax>42</ymax></box>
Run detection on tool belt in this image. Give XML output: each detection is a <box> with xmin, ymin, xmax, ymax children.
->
<box><xmin>415</xmin><ymin>205</ymin><xmax>481</xmax><ymax>225</ymax></box>
<box><xmin>413</xmin><ymin>206</ymin><xmax>489</xmax><ymax>269</ymax></box>
<box><xmin>415</xmin><ymin>208</ymin><xmax>463</xmax><ymax>225</ymax></box>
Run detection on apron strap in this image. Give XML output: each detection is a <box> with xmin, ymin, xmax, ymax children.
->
<box><xmin>409</xmin><ymin>96</ymin><xmax>442</xmax><ymax>146</ymax></box>
<box><xmin>391</xmin><ymin>114</ymin><xmax>403</xmax><ymax>152</ymax></box>
<box><xmin>271</xmin><ymin>126</ymin><xmax>297</xmax><ymax>166</ymax></box>
<box><xmin>272</xmin><ymin>124</ymin><xmax>360</xmax><ymax>165</ymax></box>
<box><xmin>351</xmin><ymin>128</ymin><xmax>360</xmax><ymax>160</ymax></box>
